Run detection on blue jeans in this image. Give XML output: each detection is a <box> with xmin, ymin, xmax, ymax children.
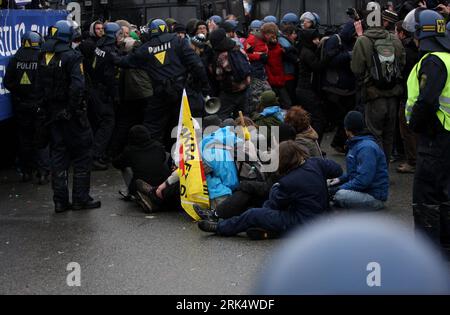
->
<box><xmin>334</xmin><ymin>189</ymin><xmax>385</xmax><ymax>211</ymax></box>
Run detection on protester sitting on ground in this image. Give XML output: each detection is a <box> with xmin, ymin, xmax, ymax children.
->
<box><xmin>329</xmin><ymin>111</ymin><xmax>389</xmax><ymax>211</ymax></box>
<box><xmin>252</xmin><ymin>90</ymin><xmax>285</xmax><ymax>142</ymax></box>
<box><xmin>195</xmin><ymin>123</ymin><xmax>296</xmax><ymax>221</ymax></box>
<box><xmin>197</xmin><ymin>141</ymin><xmax>343</xmax><ymax>240</ymax></box>
<box><xmin>112</xmin><ymin>125</ymin><xmax>170</xmax><ymax>212</ymax></box>
<box><xmin>284</xmin><ymin>106</ymin><xmax>323</xmax><ymax>158</ymax></box>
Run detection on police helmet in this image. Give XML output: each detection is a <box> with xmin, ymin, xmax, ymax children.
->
<box><xmin>148</xmin><ymin>19</ymin><xmax>168</xmax><ymax>37</ymax></box>
<box><xmin>281</xmin><ymin>13</ymin><xmax>299</xmax><ymax>25</ymax></box>
<box><xmin>21</xmin><ymin>31</ymin><xmax>42</xmax><ymax>49</ymax></box>
<box><xmin>249</xmin><ymin>20</ymin><xmax>263</xmax><ymax>31</ymax></box>
<box><xmin>415</xmin><ymin>9</ymin><xmax>450</xmax><ymax>51</ymax></box>
<box><xmin>263</xmin><ymin>15</ymin><xmax>278</xmax><ymax>24</ymax></box>
<box><xmin>208</xmin><ymin>15</ymin><xmax>223</xmax><ymax>25</ymax></box>
<box><xmin>54</xmin><ymin>20</ymin><xmax>73</xmax><ymax>43</ymax></box>
<box><xmin>104</xmin><ymin>22</ymin><xmax>121</xmax><ymax>39</ymax></box>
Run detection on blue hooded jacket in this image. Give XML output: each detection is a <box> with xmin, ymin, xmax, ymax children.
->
<box><xmin>201</xmin><ymin>127</ymin><xmax>240</xmax><ymax>200</ymax></box>
<box><xmin>339</xmin><ymin>135</ymin><xmax>389</xmax><ymax>201</ymax></box>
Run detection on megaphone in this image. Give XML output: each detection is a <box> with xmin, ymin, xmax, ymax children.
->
<box><xmin>204</xmin><ymin>96</ymin><xmax>221</xmax><ymax>115</ymax></box>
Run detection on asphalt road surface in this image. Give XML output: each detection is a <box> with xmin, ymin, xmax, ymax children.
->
<box><xmin>0</xmin><ymin>134</ymin><xmax>415</xmax><ymax>295</ymax></box>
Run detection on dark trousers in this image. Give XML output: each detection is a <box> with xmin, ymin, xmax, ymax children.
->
<box><xmin>49</xmin><ymin>116</ymin><xmax>93</xmax><ymax>205</ymax></box>
<box><xmin>273</xmin><ymin>86</ymin><xmax>292</xmax><ymax>110</ymax></box>
<box><xmin>89</xmin><ymin>87</ymin><xmax>115</xmax><ymax>160</ymax></box>
<box><xmin>365</xmin><ymin>97</ymin><xmax>398</xmax><ymax>162</ymax></box>
<box><xmin>143</xmin><ymin>91</ymin><xmax>182</xmax><ymax>152</ymax></box>
<box><xmin>218</xmin><ymin>88</ymin><xmax>249</xmax><ymax>120</ymax></box>
<box><xmin>109</xmin><ymin>98</ymin><xmax>149</xmax><ymax>157</ymax></box>
<box><xmin>15</xmin><ymin>110</ymin><xmax>50</xmax><ymax>175</ymax></box>
<box><xmin>217</xmin><ymin>208</ymin><xmax>298</xmax><ymax>236</ymax></box>
<box><xmin>413</xmin><ymin>131</ymin><xmax>450</xmax><ymax>205</ymax></box>
<box><xmin>324</xmin><ymin>93</ymin><xmax>356</xmax><ymax>149</ymax></box>
<box><xmin>398</xmin><ymin>102</ymin><xmax>417</xmax><ymax>166</ymax></box>
<box><xmin>285</xmin><ymin>79</ymin><xmax>298</xmax><ymax>105</ymax></box>
<box><xmin>296</xmin><ymin>87</ymin><xmax>325</xmax><ymax>142</ymax></box>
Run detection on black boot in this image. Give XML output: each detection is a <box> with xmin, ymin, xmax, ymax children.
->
<box><xmin>193</xmin><ymin>204</ymin><xmax>218</xmax><ymax>221</ymax></box>
<box><xmin>55</xmin><ymin>202</ymin><xmax>72</xmax><ymax>214</ymax></box>
<box><xmin>72</xmin><ymin>200</ymin><xmax>102</xmax><ymax>211</ymax></box>
<box><xmin>198</xmin><ymin>220</ymin><xmax>219</xmax><ymax>233</ymax></box>
<box><xmin>72</xmin><ymin>171</ymin><xmax>100</xmax><ymax>210</ymax></box>
<box><xmin>52</xmin><ymin>170</ymin><xmax>69</xmax><ymax>210</ymax></box>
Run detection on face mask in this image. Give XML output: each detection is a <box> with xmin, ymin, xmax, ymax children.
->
<box><xmin>72</xmin><ymin>42</ymin><xmax>80</xmax><ymax>49</ymax></box>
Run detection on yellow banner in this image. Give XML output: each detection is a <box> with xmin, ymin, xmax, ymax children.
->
<box><xmin>176</xmin><ymin>89</ymin><xmax>210</xmax><ymax>221</ymax></box>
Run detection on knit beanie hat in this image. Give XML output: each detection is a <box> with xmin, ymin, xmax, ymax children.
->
<box><xmin>344</xmin><ymin>111</ymin><xmax>365</xmax><ymax>133</ymax></box>
<box><xmin>259</xmin><ymin>90</ymin><xmax>278</xmax><ymax>108</ymax></box>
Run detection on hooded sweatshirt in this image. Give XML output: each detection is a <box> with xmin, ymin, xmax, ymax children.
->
<box><xmin>295</xmin><ymin>127</ymin><xmax>322</xmax><ymax>158</ymax></box>
<box><xmin>351</xmin><ymin>28</ymin><xmax>406</xmax><ymax>101</ymax></box>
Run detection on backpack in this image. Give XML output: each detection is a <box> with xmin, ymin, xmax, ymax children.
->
<box><xmin>370</xmin><ymin>34</ymin><xmax>401</xmax><ymax>90</ymax></box>
<box><xmin>227</xmin><ymin>49</ymin><xmax>251</xmax><ymax>82</ymax></box>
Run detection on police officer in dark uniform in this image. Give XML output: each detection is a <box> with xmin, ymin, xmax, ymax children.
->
<box><xmin>36</xmin><ymin>20</ymin><xmax>101</xmax><ymax>213</ymax></box>
<box><xmin>4</xmin><ymin>31</ymin><xmax>50</xmax><ymax>184</ymax></box>
<box><xmin>88</xmin><ymin>22</ymin><xmax>121</xmax><ymax>171</ymax></box>
<box><xmin>404</xmin><ymin>9</ymin><xmax>450</xmax><ymax>247</ymax></box>
<box><xmin>116</xmin><ymin>19</ymin><xmax>211</xmax><ymax>149</ymax></box>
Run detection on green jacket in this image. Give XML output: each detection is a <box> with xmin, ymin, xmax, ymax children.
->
<box><xmin>351</xmin><ymin>28</ymin><xmax>406</xmax><ymax>101</ymax></box>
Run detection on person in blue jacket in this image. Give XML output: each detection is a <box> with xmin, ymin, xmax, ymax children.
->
<box><xmin>329</xmin><ymin>111</ymin><xmax>389</xmax><ymax>210</ymax></box>
<box><xmin>197</xmin><ymin>140</ymin><xmax>343</xmax><ymax>240</ymax></box>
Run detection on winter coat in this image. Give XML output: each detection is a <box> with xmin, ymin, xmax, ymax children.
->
<box><xmin>201</xmin><ymin>127</ymin><xmax>240</xmax><ymax>200</ymax></box>
<box><xmin>263</xmin><ymin>158</ymin><xmax>343</xmax><ymax>223</ymax></box>
<box><xmin>338</xmin><ymin>134</ymin><xmax>389</xmax><ymax>201</ymax></box>
<box><xmin>351</xmin><ymin>28</ymin><xmax>406</xmax><ymax>101</ymax></box>
<box><xmin>244</xmin><ymin>33</ymin><xmax>269</xmax><ymax>80</ymax></box>
<box><xmin>265</xmin><ymin>41</ymin><xmax>286</xmax><ymax>88</ymax></box>
<box><xmin>295</xmin><ymin>127</ymin><xmax>322</xmax><ymax>158</ymax></box>
<box><xmin>297</xmin><ymin>30</ymin><xmax>323</xmax><ymax>91</ymax></box>
<box><xmin>320</xmin><ymin>21</ymin><xmax>356</xmax><ymax>95</ymax></box>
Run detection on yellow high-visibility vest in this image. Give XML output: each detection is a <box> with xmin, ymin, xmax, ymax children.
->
<box><xmin>406</xmin><ymin>52</ymin><xmax>450</xmax><ymax>131</ymax></box>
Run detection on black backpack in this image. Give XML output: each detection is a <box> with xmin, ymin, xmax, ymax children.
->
<box><xmin>370</xmin><ymin>34</ymin><xmax>401</xmax><ymax>90</ymax></box>
<box><xmin>227</xmin><ymin>49</ymin><xmax>251</xmax><ymax>82</ymax></box>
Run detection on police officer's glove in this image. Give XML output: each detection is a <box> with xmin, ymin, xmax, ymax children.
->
<box><xmin>259</xmin><ymin>53</ymin><xmax>269</xmax><ymax>64</ymax></box>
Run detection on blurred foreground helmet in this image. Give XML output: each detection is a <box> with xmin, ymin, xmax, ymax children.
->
<box><xmin>256</xmin><ymin>215</ymin><xmax>450</xmax><ymax>294</ymax></box>
<box><xmin>21</xmin><ymin>31</ymin><xmax>42</xmax><ymax>49</ymax></box>
<box><xmin>148</xmin><ymin>19</ymin><xmax>168</xmax><ymax>37</ymax></box>
<box><xmin>104</xmin><ymin>22</ymin><xmax>121</xmax><ymax>39</ymax></box>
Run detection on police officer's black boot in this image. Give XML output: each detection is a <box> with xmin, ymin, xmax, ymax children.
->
<box><xmin>413</xmin><ymin>204</ymin><xmax>441</xmax><ymax>244</ymax></box>
<box><xmin>72</xmin><ymin>171</ymin><xmax>101</xmax><ymax>211</ymax></box>
<box><xmin>52</xmin><ymin>170</ymin><xmax>70</xmax><ymax>213</ymax></box>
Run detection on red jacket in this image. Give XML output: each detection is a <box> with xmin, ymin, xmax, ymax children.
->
<box><xmin>244</xmin><ymin>34</ymin><xmax>268</xmax><ymax>62</ymax></box>
<box><xmin>265</xmin><ymin>42</ymin><xmax>286</xmax><ymax>88</ymax></box>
